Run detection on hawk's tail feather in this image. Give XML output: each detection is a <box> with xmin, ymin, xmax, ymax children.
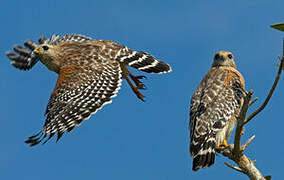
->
<box><xmin>120</xmin><ymin>51</ymin><xmax>171</xmax><ymax>74</ymax></box>
<box><xmin>191</xmin><ymin>137</ymin><xmax>216</xmax><ymax>171</ymax></box>
<box><xmin>192</xmin><ymin>151</ymin><xmax>215</xmax><ymax>171</ymax></box>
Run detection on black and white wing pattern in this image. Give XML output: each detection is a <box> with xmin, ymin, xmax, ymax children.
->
<box><xmin>25</xmin><ymin>58</ymin><xmax>122</xmax><ymax>146</ymax></box>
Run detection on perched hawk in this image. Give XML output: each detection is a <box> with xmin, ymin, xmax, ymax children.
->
<box><xmin>6</xmin><ymin>34</ymin><xmax>172</xmax><ymax>146</ymax></box>
<box><xmin>189</xmin><ymin>51</ymin><xmax>245</xmax><ymax>171</ymax></box>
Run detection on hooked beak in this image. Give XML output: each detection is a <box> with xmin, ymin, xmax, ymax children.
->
<box><xmin>219</xmin><ymin>52</ymin><xmax>226</xmax><ymax>61</ymax></box>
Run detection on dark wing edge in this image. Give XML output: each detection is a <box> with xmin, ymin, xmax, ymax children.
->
<box><xmin>6</xmin><ymin>34</ymin><xmax>93</xmax><ymax>71</ymax></box>
<box><xmin>6</xmin><ymin>40</ymin><xmax>40</xmax><ymax>70</ymax></box>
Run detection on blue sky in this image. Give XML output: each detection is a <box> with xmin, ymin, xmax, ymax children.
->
<box><xmin>1</xmin><ymin>0</ymin><xmax>283</xmax><ymax>179</ymax></box>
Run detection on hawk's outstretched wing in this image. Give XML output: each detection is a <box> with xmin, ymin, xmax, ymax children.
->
<box><xmin>25</xmin><ymin>60</ymin><xmax>122</xmax><ymax>146</ymax></box>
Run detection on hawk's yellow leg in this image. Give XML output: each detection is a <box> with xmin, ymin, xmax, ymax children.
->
<box><xmin>218</xmin><ymin>140</ymin><xmax>229</xmax><ymax>149</ymax></box>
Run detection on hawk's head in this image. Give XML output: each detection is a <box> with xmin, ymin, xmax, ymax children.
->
<box><xmin>212</xmin><ymin>51</ymin><xmax>236</xmax><ymax>68</ymax></box>
<box><xmin>33</xmin><ymin>44</ymin><xmax>61</xmax><ymax>73</ymax></box>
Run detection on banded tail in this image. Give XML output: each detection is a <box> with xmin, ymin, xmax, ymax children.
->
<box><xmin>190</xmin><ymin>136</ymin><xmax>216</xmax><ymax>171</ymax></box>
<box><xmin>119</xmin><ymin>50</ymin><xmax>171</xmax><ymax>74</ymax></box>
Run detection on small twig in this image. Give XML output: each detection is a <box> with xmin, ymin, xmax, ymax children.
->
<box><xmin>249</xmin><ymin>97</ymin><xmax>258</xmax><ymax>107</ymax></box>
<box><xmin>225</xmin><ymin>162</ymin><xmax>244</xmax><ymax>173</ymax></box>
<box><xmin>245</xmin><ymin>55</ymin><xmax>284</xmax><ymax>124</ymax></box>
<box><xmin>241</xmin><ymin>135</ymin><xmax>255</xmax><ymax>152</ymax></box>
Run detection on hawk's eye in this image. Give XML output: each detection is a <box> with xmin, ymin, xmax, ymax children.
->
<box><xmin>228</xmin><ymin>54</ymin><xmax>233</xmax><ymax>59</ymax></box>
<box><xmin>214</xmin><ymin>54</ymin><xmax>220</xmax><ymax>59</ymax></box>
<box><xmin>42</xmin><ymin>45</ymin><xmax>49</xmax><ymax>51</ymax></box>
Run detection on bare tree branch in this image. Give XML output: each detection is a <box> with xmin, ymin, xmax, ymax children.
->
<box><xmin>249</xmin><ymin>97</ymin><xmax>258</xmax><ymax>107</ymax></box>
<box><xmin>219</xmin><ymin>50</ymin><xmax>284</xmax><ymax>179</ymax></box>
<box><xmin>224</xmin><ymin>162</ymin><xmax>244</xmax><ymax>173</ymax></box>
<box><xmin>222</xmin><ymin>144</ymin><xmax>265</xmax><ymax>180</ymax></box>
<box><xmin>233</xmin><ymin>90</ymin><xmax>253</xmax><ymax>155</ymax></box>
<box><xmin>220</xmin><ymin>90</ymin><xmax>265</xmax><ymax>179</ymax></box>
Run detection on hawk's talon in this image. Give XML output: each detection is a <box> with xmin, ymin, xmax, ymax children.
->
<box><xmin>125</xmin><ymin>74</ymin><xmax>146</xmax><ymax>101</ymax></box>
<box><xmin>135</xmin><ymin>75</ymin><xmax>146</xmax><ymax>80</ymax></box>
<box><xmin>137</xmin><ymin>82</ymin><xmax>146</xmax><ymax>90</ymax></box>
<box><xmin>137</xmin><ymin>92</ymin><xmax>145</xmax><ymax>101</ymax></box>
<box><xmin>141</xmin><ymin>84</ymin><xmax>147</xmax><ymax>90</ymax></box>
<box><xmin>133</xmin><ymin>87</ymin><xmax>145</xmax><ymax>101</ymax></box>
<box><xmin>129</xmin><ymin>74</ymin><xmax>147</xmax><ymax>89</ymax></box>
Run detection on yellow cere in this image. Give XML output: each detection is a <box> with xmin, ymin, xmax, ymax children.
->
<box><xmin>220</xmin><ymin>52</ymin><xmax>226</xmax><ymax>57</ymax></box>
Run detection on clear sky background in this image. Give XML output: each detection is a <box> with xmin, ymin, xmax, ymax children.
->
<box><xmin>1</xmin><ymin>0</ymin><xmax>283</xmax><ymax>179</ymax></box>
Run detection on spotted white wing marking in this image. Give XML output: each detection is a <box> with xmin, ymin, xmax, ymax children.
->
<box><xmin>25</xmin><ymin>60</ymin><xmax>122</xmax><ymax>146</ymax></box>
<box><xmin>47</xmin><ymin>34</ymin><xmax>93</xmax><ymax>45</ymax></box>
